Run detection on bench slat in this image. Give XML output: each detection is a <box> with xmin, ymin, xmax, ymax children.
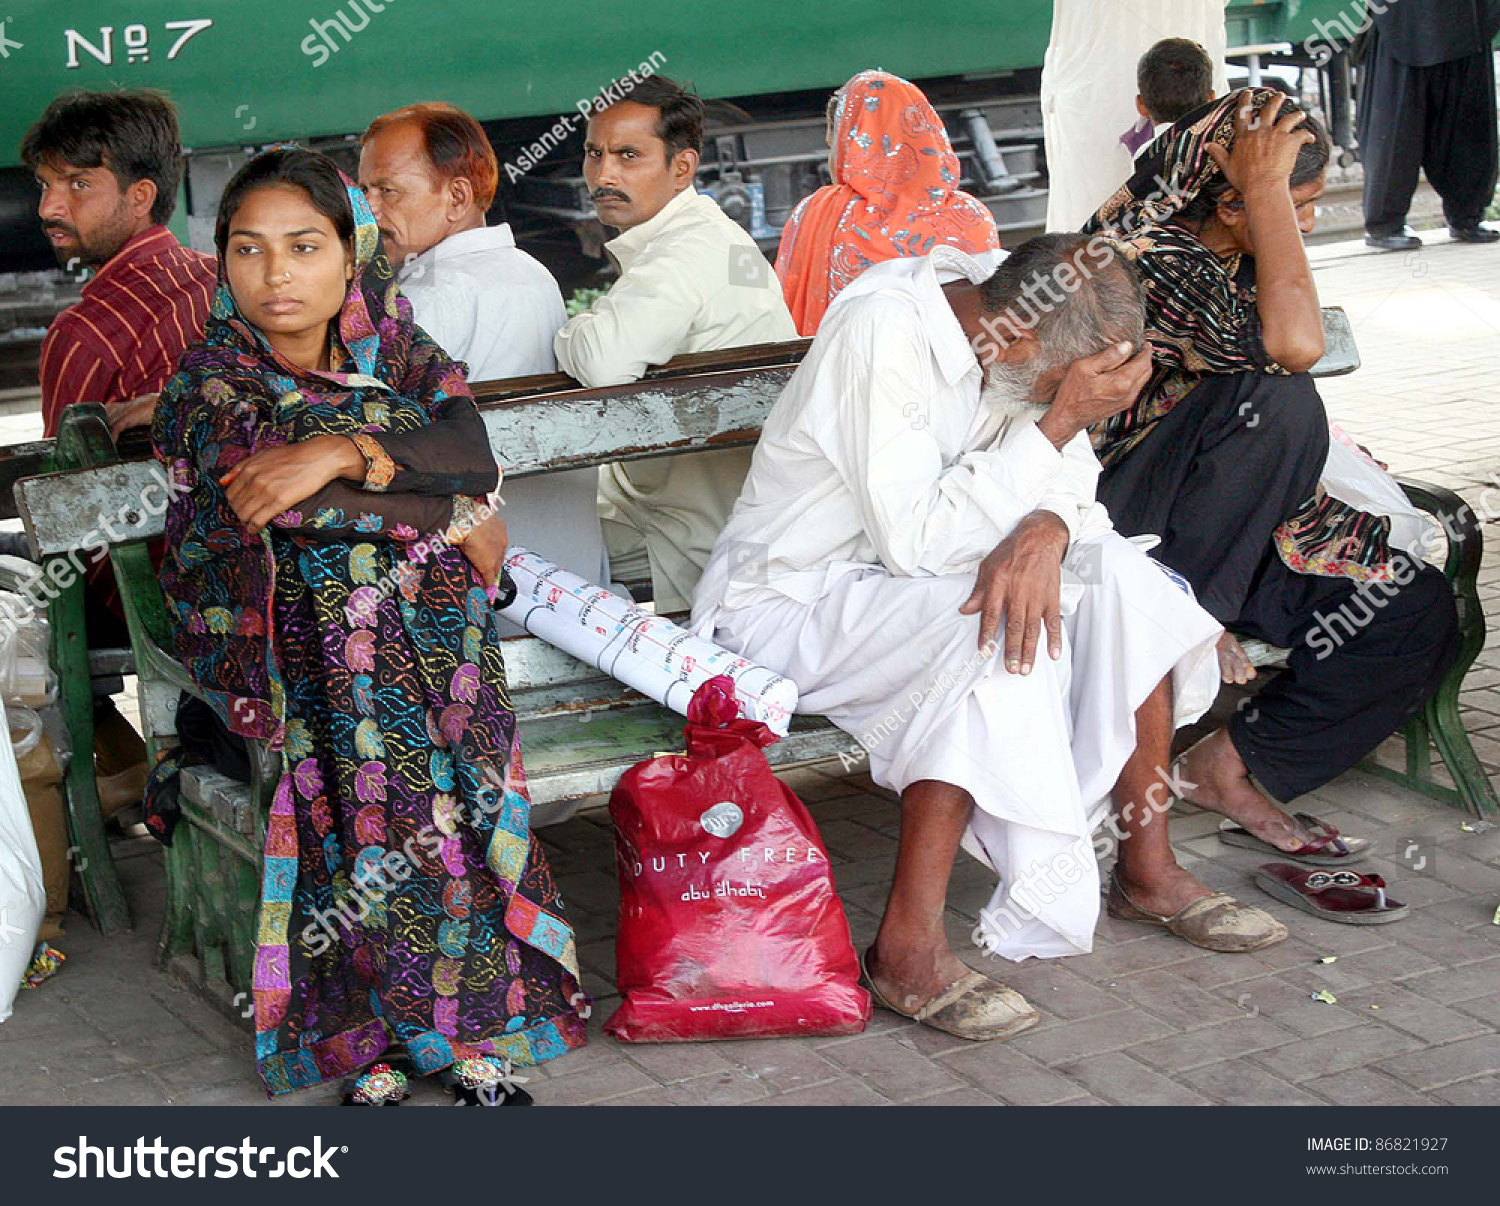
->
<box><xmin>521</xmin><ymin>706</ymin><xmax>849</xmax><ymax>822</ymax></box>
<box><xmin>11</xmin><ymin>308</ymin><xmax>1360</xmax><ymax>560</ymax></box>
<box><xmin>14</xmin><ymin>364</ymin><xmax>800</xmax><ymax>559</ymax></box>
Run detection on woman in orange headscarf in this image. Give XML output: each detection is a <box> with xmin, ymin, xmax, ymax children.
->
<box><xmin>774</xmin><ymin>70</ymin><xmax>1001</xmax><ymax>335</ymax></box>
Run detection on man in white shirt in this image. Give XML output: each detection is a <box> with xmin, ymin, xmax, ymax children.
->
<box><xmin>359</xmin><ymin>103</ymin><xmax>608</xmax><ymax>605</ymax></box>
<box><xmin>1043</xmin><ymin>0</ymin><xmax>1230</xmax><ymax>229</ymax></box>
<box><xmin>554</xmin><ymin>76</ymin><xmax>797</xmax><ymax>613</ymax></box>
<box><xmin>693</xmin><ymin>236</ymin><xmax>1285</xmax><ymax>1041</ymax></box>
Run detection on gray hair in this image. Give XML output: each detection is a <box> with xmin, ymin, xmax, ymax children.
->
<box><xmin>977</xmin><ymin>233</ymin><xmax>1146</xmax><ymax>371</ymax></box>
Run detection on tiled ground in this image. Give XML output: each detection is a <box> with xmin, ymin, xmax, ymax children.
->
<box><xmin>1</xmin><ymin>234</ymin><xmax>1497</xmax><ymax>1106</ymax></box>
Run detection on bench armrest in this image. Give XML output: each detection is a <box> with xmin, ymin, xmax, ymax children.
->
<box><xmin>1393</xmin><ymin>476</ymin><xmax>1481</xmax><ymax>588</ymax></box>
<box><xmin>1310</xmin><ymin>307</ymin><xmax>1360</xmax><ymax>378</ymax></box>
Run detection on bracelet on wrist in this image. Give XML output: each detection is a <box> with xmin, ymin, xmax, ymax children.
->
<box><xmin>448</xmin><ymin>494</ymin><xmax>480</xmax><ymax>544</ymax></box>
<box><xmin>350</xmin><ymin>432</ymin><xmax>396</xmax><ymax>491</ymax></box>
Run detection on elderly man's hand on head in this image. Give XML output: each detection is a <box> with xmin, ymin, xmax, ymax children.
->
<box><xmin>1036</xmin><ymin>340</ymin><xmax>1153</xmax><ymax>450</ymax></box>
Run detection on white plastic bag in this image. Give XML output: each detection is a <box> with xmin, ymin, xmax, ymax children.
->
<box><xmin>0</xmin><ymin>587</ymin><xmax>57</xmax><ymax>708</ymax></box>
<box><xmin>1322</xmin><ymin>424</ymin><xmax>1438</xmax><ymax>562</ymax></box>
<box><xmin>0</xmin><ymin>695</ymin><xmax>45</xmax><ymax>1022</ymax></box>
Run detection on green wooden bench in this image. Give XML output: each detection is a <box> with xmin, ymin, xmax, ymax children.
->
<box><xmin>0</xmin><ymin>418</ymin><xmax>146</xmax><ymax>934</ymax></box>
<box><xmin>14</xmin><ymin>343</ymin><xmax>855</xmax><ymax>1011</ymax></box>
<box><xmin>9</xmin><ymin>316</ymin><xmax>1495</xmax><ymax>1016</ymax></box>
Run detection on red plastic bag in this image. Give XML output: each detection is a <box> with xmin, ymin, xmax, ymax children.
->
<box><xmin>605</xmin><ymin>676</ymin><xmax>871</xmax><ymax>1042</ymax></box>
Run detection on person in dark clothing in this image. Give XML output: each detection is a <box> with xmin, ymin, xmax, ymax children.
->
<box><xmin>1357</xmin><ymin>0</ymin><xmax>1500</xmax><ymax>249</ymax></box>
<box><xmin>1085</xmin><ymin>89</ymin><xmax>1461</xmax><ymax>858</ymax></box>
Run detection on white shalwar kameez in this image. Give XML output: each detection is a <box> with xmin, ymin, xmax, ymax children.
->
<box><xmin>690</xmin><ymin>247</ymin><xmax>1221</xmax><ymax>962</ymax></box>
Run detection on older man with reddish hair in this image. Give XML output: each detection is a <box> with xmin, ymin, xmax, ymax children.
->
<box><xmin>359</xmin><ymin>102</ymin><xmax>607</xmax><ymax>604</ymax></box>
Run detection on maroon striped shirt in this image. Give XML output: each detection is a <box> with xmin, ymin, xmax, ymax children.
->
<box><xmin>38</xmin><ymin>225</ymin><xmax>215</xmax><ymax>438</ymax></box>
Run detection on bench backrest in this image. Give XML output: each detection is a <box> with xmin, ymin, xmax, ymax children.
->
<box><xmin>10</xmin><ymin>300</ymin><xmax>1361</xmax><ymax>560</ymax></box>
<box><xmin>13</xmin><ymin>343</ymin><xmax>809</xmax><ymax>560</ymax></box>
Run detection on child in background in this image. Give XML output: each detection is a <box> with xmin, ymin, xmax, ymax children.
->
<box><xmin>1122</xmin><ymin>37</ymin><xmax>1217</xmax><ymax>157</ymax></box>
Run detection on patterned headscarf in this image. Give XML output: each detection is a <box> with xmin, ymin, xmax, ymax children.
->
<box><xmin>151</xmin><ymin>148</ymin><xmax>474</xmax><ymax>742</ymax></box>
<box><xmin>1084</xmin><ymin>87</ymin><xmax>1288</xmax><ymax>237</ymax></box>
<box><xmin>774</xmin><ymin>70</ymin><xmax>1000</xmax><ymax>335</ymax></box>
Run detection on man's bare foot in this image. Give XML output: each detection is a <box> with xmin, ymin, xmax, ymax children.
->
<box><xmin>1217</xmin><ymin>632</ymin><xmax>1257</xmax><ymax>684</ymax></box>
<box><xmin>1111</xmin><ymin>861</ymin><xmax>1214</xmax><ymax>919</ymax></box>
<box><xmin>1176</xmin><ymin>728</ymin><xmax>1316</xmax><ymax>851</ymax></box>
<box><xmin>865</xmin><ymin>938</ymin><xmax>971</xmax><ymax>1016</ymax></box>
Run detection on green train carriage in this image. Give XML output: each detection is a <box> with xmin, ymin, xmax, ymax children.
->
<box><xmin>0</xmin><ymin>1</ymin><xmax>1388</xmax><ymax>283</ymax></box>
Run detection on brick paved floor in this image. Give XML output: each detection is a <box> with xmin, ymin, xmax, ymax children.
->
<box><xmin>2</xmin><ymin>235</ymin><xmax>1497</xmax><ymax>1106</ymax></box>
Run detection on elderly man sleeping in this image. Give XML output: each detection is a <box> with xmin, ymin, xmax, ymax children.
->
<box><xmin>691</xmin><ymin>235</ymin><xmax>1287</xmax><ymax>1044</ymax></box>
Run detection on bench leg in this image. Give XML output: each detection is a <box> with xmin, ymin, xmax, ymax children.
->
<box><xmin>50</xmin><ymin>572</ymin><xmax>131</xmax><ymax>933</ymax></box>
<box><xmin>158</xmin><ymin>828</ymin><xmax>196</xmax><ymax>968</ymax></box>
<box><xmin>1425</xmin><ymin>673</ymin><xmax>1500</xmax><ymax>820</ymax></box>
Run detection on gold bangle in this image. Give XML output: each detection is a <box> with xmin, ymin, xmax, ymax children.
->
<box><xmin>351</xmin><ymin>432</ymin><xmax>396</xmax><ymax>492</ymax></box>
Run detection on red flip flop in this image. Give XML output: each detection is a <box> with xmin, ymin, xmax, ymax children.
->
<box><xmin>1253</xmin><ymin>862</ymin><xmax>1409</xmax><ymax>925</ymax></box>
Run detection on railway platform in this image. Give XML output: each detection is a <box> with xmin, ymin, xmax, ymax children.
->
<box><xmin>2</xmin><ymin>232</ymin><xmax>1497</xmax><ymax>1107</ymax></box>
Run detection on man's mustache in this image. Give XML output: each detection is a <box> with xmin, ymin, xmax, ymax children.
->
<box><xmin>591</xmin><ymin>188</ymin><xmax>630</xmax><ymax>204</ymax></box>
<box><xmin>41</xmin><ymin>220</ymin><xmax>79</xmax><ymax>239</ymax></box>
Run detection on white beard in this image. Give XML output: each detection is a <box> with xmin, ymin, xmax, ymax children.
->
<box><xmin>980</xmin><ymin>362</ymin><xmax>1049</xmax><ymax>424</ymax></box>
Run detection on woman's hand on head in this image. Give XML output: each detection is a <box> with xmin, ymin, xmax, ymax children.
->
<box><xmin>221</xmin><ymin>434</ymin><xmax>363</xmax><ymax>535</ymax></box>
<box><xmin>457</xmin><ymin>513</ymin><xmax>508</xmax><ymax>589</ymax></box>
<box><xmin>1205</xmin><ymin>93</ymin><xmax>1315</xmax><ymax>198</ymax></box>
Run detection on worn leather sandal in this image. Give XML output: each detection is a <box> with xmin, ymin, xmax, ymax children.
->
<box><xmin>1254</xmin><ymin>862</ymin><xmax>1409</xmax><ymax>925</ymax></box>
<box><xmin>1218</xmin><ymin>812</ymin><xmax>1369</xmax><ymax>865</ymax></box>
<box><xmin>859</xmin><ymin>949</ymin><xmax>1040</xmax><ymax>1042</ymax></box>
<box><xmin>1107</xmin><ymin>872</ymin><xmax>1287</xmax><ymax>952</ymax></box>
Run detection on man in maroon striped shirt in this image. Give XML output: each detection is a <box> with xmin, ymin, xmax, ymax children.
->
<box><xmin>23</xmin><ymin>90</ymin><xmax>215</xmax><ymax>439</ymax></box>
<box><xmin>22</xmin><ymin>90</ymin><xmax>215</xmax><ymax>811</ymax></box>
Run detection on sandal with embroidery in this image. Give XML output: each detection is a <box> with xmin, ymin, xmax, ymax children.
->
<box><xmin>1218</xmin><ymin>812</ymin><xmax>1368</xmax><ymax>865</ymax></box>
<box><xmin>858</xmin><ymin>948</ymin><xmax>1039</xmax><ymax>1042</ymax></box>
<box><xmin>1254</xmin><ymin>862</ymin><xmax>1409</xmax><ymax>925</ymax></box>
<box><xmin>339</xmin><ymin>1062</ymin><xmax>410</xmax><ymax>1106</ymax></box>
<box><xmin>443</xmin><ymin>1056</ymin><xmax>535</xmax><ymax>1106</ymax></box>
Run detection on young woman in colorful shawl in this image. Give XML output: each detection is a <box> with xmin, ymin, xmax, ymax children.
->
<box><xmin>151</xmin><ymin>148</ymin><xmax>587</xmax><ymax>1103</ymax></box>
<box><xmin>1083</xmin><ymin>90</ymin><xmax>1457</xmax><ymax>859</ymax></box>
<box><xmin>774</xmin><ymin>71</ymin><xmax>1000</xmax><ymax>335</ymax></box>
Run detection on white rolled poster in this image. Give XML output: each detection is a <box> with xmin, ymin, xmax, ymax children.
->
<box><xmin>497</xmin><ymin>548</ymin><xmax>799</xmax><ymax>736</ymax></box>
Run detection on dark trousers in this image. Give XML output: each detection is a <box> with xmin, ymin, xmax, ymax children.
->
<box><xmin>1357</xmin><ymin>31</ymin><xmax>1499</xmax><ymax>235</ymax></box>
<box><xmin>1098</xmin><ymin>373</ymin><xmax>1460</xmax><ymax>802</ymax></box>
